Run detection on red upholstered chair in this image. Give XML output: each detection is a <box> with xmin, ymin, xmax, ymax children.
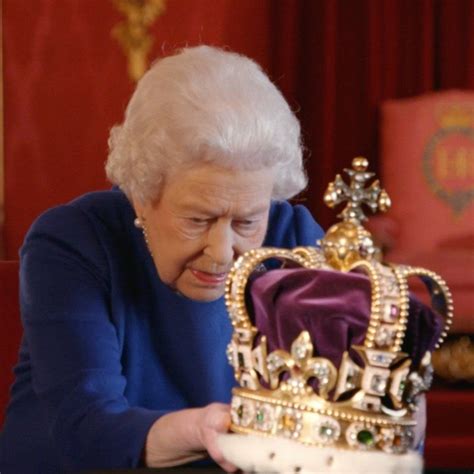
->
<box><xmin>0</xmin><ymin>260</ymin><xmax>22</xmax><ymax>427</ymax></box>
<box><xmin>373</xmin><ymin>91</ymin><xmax>474</xmax><ymax>469</ymax></box>
<box><xmin>373</xmin><ymin>90</ymin><xmax>474</xmax><ymax>334</ymax></box>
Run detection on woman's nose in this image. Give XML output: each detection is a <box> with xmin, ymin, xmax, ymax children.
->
<box><xmin>205</xmin><ymin>221</ymin><xmax>235</xmax><ymax>267</ymax></box>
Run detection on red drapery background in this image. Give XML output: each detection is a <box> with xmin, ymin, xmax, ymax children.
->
<box><xmin>2</xmin><ymin>0</ymin><xmax>474</xmax><ymax>256</ymax></box>
<box><xmin>271</xmin><ymin>0</ymin><xmax>474</xmax><ymax>225</ymax></box>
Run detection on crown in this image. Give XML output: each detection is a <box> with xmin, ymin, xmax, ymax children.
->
<box><xmin>223</xmin><ymin>157</ymin><xmax>453</xmax><ymax>459</ymax></box>
<box><xmin>437</xmin><ymin>103</ymin><xmax>473</xmax><ymax>128</ymax></box>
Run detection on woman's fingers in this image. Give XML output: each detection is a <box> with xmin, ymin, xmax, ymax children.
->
<box><xmin>199</xmin><ymin>403</ymin><xmax>238</xmax><ymax>472</ymax></box>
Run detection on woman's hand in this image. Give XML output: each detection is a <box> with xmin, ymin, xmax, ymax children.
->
<box><xmin>143</xmin><ymin>402</ymin><xmax>237</xmax><ymax>472</ymax></box>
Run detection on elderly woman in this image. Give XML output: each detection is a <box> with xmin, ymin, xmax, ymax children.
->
<box><xmin>0</xmin><ymin>46</ymin><xmax>323</xmax><ymax>473</ymax></box>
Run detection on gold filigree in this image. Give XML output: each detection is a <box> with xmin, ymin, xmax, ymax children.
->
<box><xmin>266</xmin><ymin>331</ymin><xmax>338</xmax><ymax>399</ymax></box>
<box><xmin>111</xmin><ymin>0</ymin><xmax>166</xmax><ymax>81</ymax></box>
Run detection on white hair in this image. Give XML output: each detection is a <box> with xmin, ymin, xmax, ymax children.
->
<box><xmin>106</xmin><ymin>45</ymin><xmax>307</xmax><ymax>203</ymax></box>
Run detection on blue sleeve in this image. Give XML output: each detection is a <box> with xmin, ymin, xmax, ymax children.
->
<box><xmin>264</xmin><ymin>201</ymin><xmax>324</xmax><ymax>248</ymax></box>
<box><xmin>20</xmin><ymin>205</ymin><xmax>163</xmax><ymax>470</ymax></box>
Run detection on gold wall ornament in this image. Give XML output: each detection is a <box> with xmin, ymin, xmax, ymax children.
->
<box><xmin>111</xmin><ymin>0</ymin><xmax>166</xmax><ymax>82</ymax></box>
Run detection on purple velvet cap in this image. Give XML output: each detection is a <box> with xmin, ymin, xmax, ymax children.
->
<box><xmin>248</xmin><ymin>268</ymin><xmax>445</xmax><ymax>369</ymax></box>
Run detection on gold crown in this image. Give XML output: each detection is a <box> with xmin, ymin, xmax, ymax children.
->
<box><xmin>437</xmin><ymin>103</ymin><xmax>473</xmax><ymax>128</ymax></box>
<box><xmin>224</xmin><ymin>157</ymin><xmax>453</xmax><ymax>455</ymax></box>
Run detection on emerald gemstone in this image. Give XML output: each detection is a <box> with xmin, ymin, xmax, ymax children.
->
<box><xmin>256</xmin><ymin>410</ymin><xmax>264</xmax><ymax>423</ymax></box>
<box><xmin>238</xmin><ymin>352</ymin><xmax>245</xmax><ymax>368</ymax></box>
<box><xmin>237</xmin><ymin>405</ymin><xmax>244</xmax><ymax>419</ymax></box>
<box><xmin>357</xmin><ymin>429</ymin><xmax>375</xmax><ymax>446</ymax></box>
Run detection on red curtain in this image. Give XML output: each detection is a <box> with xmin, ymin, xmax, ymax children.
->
<box><xmin>268</xmin><ymin>0</ymin><xmax>474</xmax><ymax>228</ymax></box>
<box><xmin>3</xmin><ymin>0</ymin><xmax>474</xmax><ymax>257</ymax></box>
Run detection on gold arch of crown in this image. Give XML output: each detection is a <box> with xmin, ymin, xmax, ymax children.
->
<box><xmin>224</xmin><ymin>157</ymin><xmax>453</xmax><ymax>454</ymax></box>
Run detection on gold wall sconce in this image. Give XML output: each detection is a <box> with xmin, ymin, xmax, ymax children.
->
<box><xmin>112</xmin><ymin>0</ymin><xmax>166</xmax><ymax>82</ymax></box>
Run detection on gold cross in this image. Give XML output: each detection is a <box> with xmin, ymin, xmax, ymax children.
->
<box><xmin>324</xmin><ymin>157</ymin><xmax>391</xmax><ymax>223</ymax></box>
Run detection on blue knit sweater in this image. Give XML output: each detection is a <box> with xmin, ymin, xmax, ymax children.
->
<box><xmin>0</xmin><ymin>189</ymin><xmax>323</xmax><ymax>473</ymax></box>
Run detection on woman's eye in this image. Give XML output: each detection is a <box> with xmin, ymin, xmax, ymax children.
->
<box><xmin>189</xmin><ymin>218</ymin><xmax>207</xmax><ymax>225</ymax></box>
<box><xmin>235</xmin><ymin>220</ymin><xmax>257</xmax><ymax>230</ymax></box>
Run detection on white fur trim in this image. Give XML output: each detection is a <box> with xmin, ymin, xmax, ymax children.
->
<box><xmin>217</xmin><ymin>433</ymin><xmax>423</xmax><ymax>474</ymax></box>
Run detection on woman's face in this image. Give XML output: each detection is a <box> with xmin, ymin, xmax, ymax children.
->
<box><xmin>133</xmin><ymin>163</ymin><xmax>274</xmax><ymax>301</ymax></box>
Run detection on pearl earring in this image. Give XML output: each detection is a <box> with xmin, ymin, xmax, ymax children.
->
<box><xmin>134</xmin><ymin>216</ymin><xmax>153</xmax><ymax>256</ymax></box>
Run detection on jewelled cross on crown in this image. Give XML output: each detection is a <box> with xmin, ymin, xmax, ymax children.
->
<box><xmin>324</xmin><ymin>157</ymin><xmax>392</xmax><ymax>223</ymax></box>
